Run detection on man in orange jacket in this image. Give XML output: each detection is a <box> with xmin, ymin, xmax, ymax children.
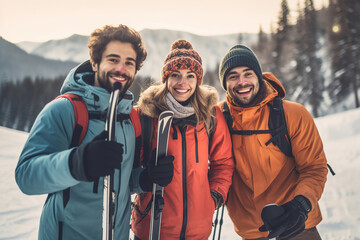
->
<box><xmin>218</xmin><ymin>45</ymin><xmax>328</xmax><ymax>240</ymax></box>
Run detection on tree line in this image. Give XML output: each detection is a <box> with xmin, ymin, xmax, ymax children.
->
<box><xmin>0</xmin><ymin>0</ymin><xmax>359</xmax><ymax>131</ymax></box>
<box><xmin>204</xmin><ymin>0</ymin><xmax>359</xmax><ymax>118</ymax></box>
<box><xmin>256</xmin><ymin>0</ymin><xmax>360</xmax><ymax>117</ymax></box>
<box><xmin>0</xmin><ymin>75</ymin><xmax>152</xmax><ymax>132</ymax></box>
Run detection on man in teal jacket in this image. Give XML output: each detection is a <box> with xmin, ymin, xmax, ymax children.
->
<box><xmin>15</xmin><ymin>24</ymin><xmax>174</xmax><ymax>240</ymax></box>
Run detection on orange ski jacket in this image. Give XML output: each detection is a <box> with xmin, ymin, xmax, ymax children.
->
<box><xmin>219</xmin><ymin>72</ymin><xmax>328</xmax><ymax>239</ymax></box>
<box><xmin>132</xmin><ymin>85</ymin><xmax>234</xmax><ymax>240</ymax></box>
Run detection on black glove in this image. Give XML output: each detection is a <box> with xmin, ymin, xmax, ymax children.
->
<box><xmin>259</xmin><ymin>195</ymin><xmax>312</xmax><ymax>240</ymax></box>
<box><xmin>139</xmin><ymin>149</ymin><xmax>174</xmax><ymax>192</ymax></box>
<box><xmin>69</xmin><ymin>131</ymin><xmax>124</xmax><ymax>181</ymax></box>
<box><xmin>211</xmin><ymin>190</ymin><xmax>224</xmax><ymax>210</ymax></box>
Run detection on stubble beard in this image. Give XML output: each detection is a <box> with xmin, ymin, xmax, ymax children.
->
<box><xmin>97</xmin><ymin>71</ymin><xmax>134</xmax><ymax>93</ymax></box>
<box><xmin>230</xmin><ymin>86</ymin><xmax>255</xmax><ymax>108</ymax></box>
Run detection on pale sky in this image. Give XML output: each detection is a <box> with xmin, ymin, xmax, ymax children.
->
<box><xmin>0</xmin><ymin>0</ymin><xmax>328</xmax><ymax>43</ymax></box>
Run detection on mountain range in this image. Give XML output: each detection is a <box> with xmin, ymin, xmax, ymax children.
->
<box><xmin>0</xmin><ymin>37</ymin><xmax>78</xmax><ymax>82</ymax></box>
<box><xmin>3</xmin><ymin>29</ymin><xmax>257</xmax><ymax>82</ymax></box>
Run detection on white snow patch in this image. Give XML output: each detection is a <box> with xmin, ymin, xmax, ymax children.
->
<box><xmin>1</xmin><ymin>107</ymin><xmax>360</xmax><ymax>239</ymax></box>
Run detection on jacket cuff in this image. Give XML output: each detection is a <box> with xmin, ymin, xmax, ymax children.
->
<box><xmin>69</xmin><ymin>145</ymin><xmax>91</xmax><ymax>181</ymax></box>
<box><xmin>293</xmin><ymin>195</ymin><xmax>312</xmax><ymax>213</ymax></box>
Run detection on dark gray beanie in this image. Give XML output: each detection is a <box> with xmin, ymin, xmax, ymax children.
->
<box><xmin>219</xmin><ymin>45</ymin><xmax>262</xmax><ymax>90</ymax></box>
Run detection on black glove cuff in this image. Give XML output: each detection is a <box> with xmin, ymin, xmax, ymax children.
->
<box><xmin>69</xmin><ymin>144</ymin><xmax>92</xmax><ymax>182</ymax></box>
<box><xmin>139</xmin><ymin>169</ymin><xmax>153</xmax><ymax>192</ymax></box>
<box><xmin>293</xmin><ymin>195</ymin><xmax>312</xmax><ymax>213</ymax></box>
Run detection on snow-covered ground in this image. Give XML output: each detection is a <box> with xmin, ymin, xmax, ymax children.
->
<box><xmin>1</xmin><ymin>107</ymin><xmax>360</xmax><ymax>239</ymax></box>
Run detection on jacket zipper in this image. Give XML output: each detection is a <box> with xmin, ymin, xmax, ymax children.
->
<box><xmin>113</xmin><ymin>120</ymin><xmax>127</xmax><ymax>227</ymax></box>
<box><xmin>194</xmin><ymin>128</ymin><xmax>199</xmax><ymax>163</ymax></box>
<box><xmin>119</xmin><ymin>120</ymin><xmax>127</xmax><ymax>154</ymax></box>
<box><xmin>179</xmin><ymin>125</ymin><xmax>188</xmax><ymax>240</ymax></box>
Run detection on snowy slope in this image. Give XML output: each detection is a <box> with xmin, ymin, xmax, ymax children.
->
<box><xmin>0</xmin><ymin>128</ymin><xmax>45</xmax><ymax>239</ymax></box>
<box><xmin>1</xmin><ymin>107</ymin><xmax>360</xmax><ymax>239</ymax></box>
<box><xmin>315</xmin><ymin>108</ymin><xmax>360</xmax><ymax>239</ymax></box>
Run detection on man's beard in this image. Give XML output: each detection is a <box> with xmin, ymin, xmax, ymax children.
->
<box><xmin>232</xmin><ymin>95</ymin><xmax>255</xmax><ymax>108</ymax></box>
<box><xmin>230</xmin><ymin>85</ymin><xmax>256</xmax><ymax>108</ymax></box>
<box><xmin>229</xmin><ymin>83</ymin><xmax>264</xmax><ymax>108</ymax></box>
<box><xmin>97</xmin><ymin>71</ymin><xmax>134</xmax><ymax>93</ymax></box>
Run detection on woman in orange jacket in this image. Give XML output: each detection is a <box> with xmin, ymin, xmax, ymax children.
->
<box><xmin>218</xmin><ymin>45</ymin><xmax>328</xmax><ymax>240</ymax></box>
<box><xmin>131</xmin><ymin>39</ymin><xmax>234</xmax><ymax>240</ymax></box>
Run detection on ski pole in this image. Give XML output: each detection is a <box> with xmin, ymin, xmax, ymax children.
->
<box><xmin>102</xmin><ymin>82</ymin><xmax>123</xmax><ymax>240</ymax></box>
<box><xmin>212</xmin><ymin>208</ymin><xmax>220</xmax><ymax>240</ymax></box>
<box><xmin>217</xmin><ymin>204</ymin><xmax>225</xmax><ymax>240</ymax></box>
<box><xmin>149</xmin><ymin>111</ymin><xmax>174</xmax><ymax>240</ymax></box>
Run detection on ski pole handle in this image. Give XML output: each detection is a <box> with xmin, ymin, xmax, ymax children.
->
<box><xmin>105</xmin><ymin>82</ymin><xmax>122</xmax><ymax>141</ymax></box>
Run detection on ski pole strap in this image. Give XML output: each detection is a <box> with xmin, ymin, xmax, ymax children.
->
<box><xmin>132</xmin><ymin>197</ymin><xmax>153</xmax><ymax>223</ymax></box>
<box><xmin>153</xmin><ymin>190</ymin><xmax>165</xmax><ymax>220</ymax></box>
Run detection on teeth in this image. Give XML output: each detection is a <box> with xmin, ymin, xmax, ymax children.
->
<box><xmin>113</xmin><ymin>76</ymin><xmax>125</xmax><ymax>81</ymax></box>
<box><xmin>237</xmin><ymin>88</ymin><xmax>251</xmax><ymax>93</ymax></box>
<box><xmin>176</xmin><ymin>89</ymin><xmax>188</xmax><ymax>93</ymax></box>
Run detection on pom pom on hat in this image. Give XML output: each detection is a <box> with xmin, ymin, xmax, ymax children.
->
<box><xmin>162</xmin><ymin>39</ymin><xmax>203</xmax><ymax>84</ymax></box>
<box><xmin>170</xmin><ymin>39</ymin><xmax>193</xmax><ymax>50</ymax></box>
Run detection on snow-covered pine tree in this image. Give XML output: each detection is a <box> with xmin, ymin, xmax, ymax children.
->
<box><xmin>271</xmin><ymin>0</ymin><xmax>291</xmax><ymax>89</ymax></box>
<box><xmin>303</xmin><ymin>0</ymin><xmax>324</xmax><ymax>117</ymax></box>
<box><xmin>253</xmin><ymin>25</ymin><xmax>271</xmax><ymax>72</ymax></box>
<box><xmin>328</xmin><ymin>0</ymin><xmax>360</xmax><ymax>108</ymax></box>
<box><xmin>289</xmin><ymin>1</ymin><xmax>308</xmax><ymax>104</ymax></box>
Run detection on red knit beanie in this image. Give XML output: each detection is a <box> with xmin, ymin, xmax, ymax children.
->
<box><xmin>161</xmin><ymin>39</ymin><xmax>203</xmax><ymax>84</ymax></box>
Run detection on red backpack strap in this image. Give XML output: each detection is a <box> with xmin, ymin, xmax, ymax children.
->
<box><xmin>55</xmin><ymin>94</ymin><xmax>89</xmax><ymax>147</ymax></box>
<box><xmin>129</xmin><ymin>107</ymin><xmax>142</xmax><ymax>168</ymax></box>
<box><xmin>129</xmin><ymin>107</ymin><xmax>141</xmax><ymax>138</ymax></box>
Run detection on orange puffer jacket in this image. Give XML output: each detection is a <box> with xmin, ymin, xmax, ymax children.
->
<box><xmin>132</xmin><ymin>85</ymin><xmax>234</xmax><ymax>240</ymax></box>
<box><xmin>219</xmin><ymin>73</ymin><xmax>328</xmax><ymax>239</ymax></box>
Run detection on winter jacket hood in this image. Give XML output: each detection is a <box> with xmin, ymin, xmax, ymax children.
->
<box><xmin>263</xmin><ymin>72</ymin><xmax>286</xmax><ymax>99</ymax></box>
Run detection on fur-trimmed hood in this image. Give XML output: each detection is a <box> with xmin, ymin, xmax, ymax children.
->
<box><xmin>137</xmin><ymin>84</ymin><xmax>219</xmax><ymax>118</ymax></box>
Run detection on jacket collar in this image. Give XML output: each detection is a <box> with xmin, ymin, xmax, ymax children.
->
<box><xmin>60</xmin><ymin>60</ymin><xmax>134</xmax><ymax>114</ymax></box>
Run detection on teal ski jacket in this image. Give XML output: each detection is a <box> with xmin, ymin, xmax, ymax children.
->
<box><xmin>15</xmin><ymin>61</ymin><xmax>143</xmax><ymax>240</ymax></box>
